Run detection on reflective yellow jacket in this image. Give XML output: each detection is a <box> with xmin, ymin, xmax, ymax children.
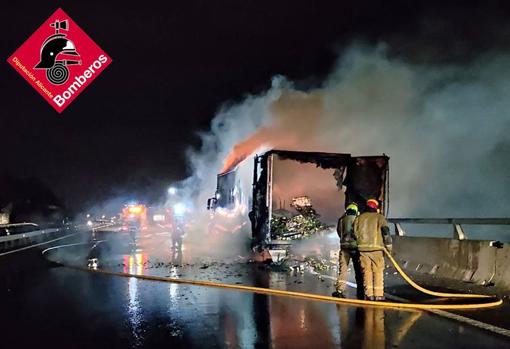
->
<box><xmin>337</xmin><ymin>214</ymin><xmax>357</xmax><ymax>250</ymax></box>
<box><xmin>353</xmin><ymin>212</ymin><xmax>390</xmax><ymax>252</ymax></box>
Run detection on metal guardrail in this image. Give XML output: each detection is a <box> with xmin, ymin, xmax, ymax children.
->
<box><xmin>0</xmin><ymin>222</ymin><xmax>39</xmax><ymax>228</ymax></box>
<box><xmin>0</xmin><ymin>222</ymin><xmax>115</xmax><ymax>252</ymax></box>
<box><xmin>0</xmin><ymin>228</ymin><xmax>60</xmax><ymax>243</ymax></box>
<box><xmin>388</xmin><ymin>218</ymin><xmax>510</xmax><ymax>225</ymax></box>
<box><xmin>0</xmin><ymin>227</ymin><xmax>66</xmax><ymax>252</ymax></box>
<box><xmin>0</xmin><ymin>222</ymin><xmax>40</xmax><ymax>236</ymax></box>
<box><xmin>388</xmin><ymin>218</ymin><xmax>510</xmax><ymax>240</ymax></box>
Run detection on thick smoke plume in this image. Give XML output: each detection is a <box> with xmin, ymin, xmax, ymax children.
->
<box><xmin>185</xmin><ymin>43</ymin><xmax>510</xmax><ymax>221</ymax></box>
<box><xmin>158</xmin><ymin>43</ymin><xmax>510</xmax><ymax>257</ymax></box>
<box><xmin>220</xmin><ymin>91</ymin><xmax>323</xmax><ymax>173</ymax></box>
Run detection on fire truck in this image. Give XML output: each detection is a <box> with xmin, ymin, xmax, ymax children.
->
<box><xmin>120</xmin><ymin>204</ymin><xmax>148</xmax><ymax>237</ymax></box>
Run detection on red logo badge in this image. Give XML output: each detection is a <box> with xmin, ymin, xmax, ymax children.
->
<box><xmin>7</xmin><ymin>8</ymin><xmax>112</xmax><ymax>113</ymax></box>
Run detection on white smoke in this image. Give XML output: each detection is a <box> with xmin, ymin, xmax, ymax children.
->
<box><xmin>319</xmin><ymin>44</ymin><xmax>510</xmax><ymax>217</ymax></box>
<box><xmin>171</xmin><ymin>43</ymin><xmax>510</xmax><ymax>247</ymax></box>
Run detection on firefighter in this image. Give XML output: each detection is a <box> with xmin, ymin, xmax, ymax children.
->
<box><xmin>353</xmin><ymin>199</ymin><xmax>392</xmax><ymax>301</ymax></box>
<box><xmin>332</xmin><ymin>203</ymin><xmax>363</xmax><ymax>299</ymax></box>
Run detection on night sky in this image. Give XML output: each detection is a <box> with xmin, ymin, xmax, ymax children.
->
<box><xmin>2</xmin><ymin>0</ymin><xmax>510</xmax><ymax>211</ymax></box>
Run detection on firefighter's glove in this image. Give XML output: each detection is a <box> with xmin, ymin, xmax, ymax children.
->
<box><xmin>381</xmin><ymin>226</ymin><xmax>393</xmax><ymax>247</ymax></box>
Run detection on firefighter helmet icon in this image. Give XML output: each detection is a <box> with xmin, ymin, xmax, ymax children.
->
<box><xmin>34</xmin><ymin>19</ymin><xmax>81</xmax><ymax>85</ymax></box>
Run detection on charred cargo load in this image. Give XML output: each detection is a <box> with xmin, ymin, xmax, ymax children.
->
<box><xmin>208</xmin><ymin>150</ymin><xmax>389</xmax><ymax>248</ymax></box>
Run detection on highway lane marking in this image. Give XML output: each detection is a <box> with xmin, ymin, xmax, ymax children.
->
<box><xmin>318</xmin><ymin>272</ymin><xmax>510</xmax><ymax>338</ymax></box>
<box><xmin>0</xmin><ymin>232</ymin><xmax>79</xmax><ymax>257</ymax></box>
<box><xmin>385</xmin><ymin>293</ymin><xmax>510</xmax><ymax>338</ymax></box>
<box><xmin>41</xmin><ymin>240</ymin><xmax>106</xmax><ymax>255</ymax></box>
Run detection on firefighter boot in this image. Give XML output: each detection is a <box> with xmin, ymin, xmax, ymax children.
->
<box><xmin>332</xmin><ymin>291</ymin><xmax>345</xmax><ymax>298</ymax></box>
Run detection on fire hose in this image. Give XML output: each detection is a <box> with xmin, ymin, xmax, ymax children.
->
<box><xmin>42</xmin><ymin>246</ymin><xmax>502</xmax><ymax>310</ymax></box>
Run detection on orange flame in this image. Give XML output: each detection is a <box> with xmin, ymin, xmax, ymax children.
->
<box><xmin>220</xmin><ymin>91</ymin><xmax>323</xmax><ymax>173</ymax></box>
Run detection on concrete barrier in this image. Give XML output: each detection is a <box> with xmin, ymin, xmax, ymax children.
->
<box><xmin>392</xmin><ymin>236</ymin><xmax>510</xmax><ymax>293</ymax></box>
<box><xmin>494</xmin><ymin>246</ymin><xmax>510</xmax><ymax>290</ymax></box>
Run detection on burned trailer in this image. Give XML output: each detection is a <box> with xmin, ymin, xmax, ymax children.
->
<box><xmin>208</xmin><ymin>150</ymin><xmax>389</xmax><ymax>249</ymax></box>
<box><xmin>206</xmin><ymin>160</ymin><xmax>255</xmax><ymax>235</ymax></box>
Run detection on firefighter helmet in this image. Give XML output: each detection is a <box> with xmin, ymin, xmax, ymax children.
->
<box><xmin>345</xmin><ymin>203</ymin><xmax>359</xmax><ymax>215</ymax></box>
<box><xmin>366</xmin><ymin>199</ymin><xmax>379</xmax><ymax>209</ymax></box>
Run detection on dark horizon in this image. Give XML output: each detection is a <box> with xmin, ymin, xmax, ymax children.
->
<box><xmin>2</xmin><ymin>0</ymin><xmax>510</xmax><ymax>212</ymax></box>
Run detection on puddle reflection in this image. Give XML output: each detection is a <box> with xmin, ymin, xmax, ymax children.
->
<box><xmin>94</xmin><ymin>234</ymin><xmax>425</xmax><ymax>349</ymax></box>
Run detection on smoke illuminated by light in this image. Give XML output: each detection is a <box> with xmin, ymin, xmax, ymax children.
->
<box><xmin>173</xmin><ymin>202</ymin><xmax>187</xmax><ymax>216</ymax></box>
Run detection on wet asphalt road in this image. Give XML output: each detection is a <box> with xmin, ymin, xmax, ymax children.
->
<box><xmin>1</xmin><ymin>228</ymin><xmax>510</xmax><ymax>349</ymax></box>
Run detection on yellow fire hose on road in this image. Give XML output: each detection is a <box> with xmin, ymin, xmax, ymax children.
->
<box><xmin>383</xmin><ymin>247</ymin><xmax>493</xmax><ymax>300</ymax></box>
<box><xmin>43</xmin><ymin>245</ymin><xmax>502</xmax><ymax>311</ymax></box>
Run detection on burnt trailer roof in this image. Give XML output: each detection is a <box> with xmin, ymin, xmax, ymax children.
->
<box><xmin>264</xmin><ymin>150</ymin><xmax>352</xmax><ymax>169</ymax></box>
